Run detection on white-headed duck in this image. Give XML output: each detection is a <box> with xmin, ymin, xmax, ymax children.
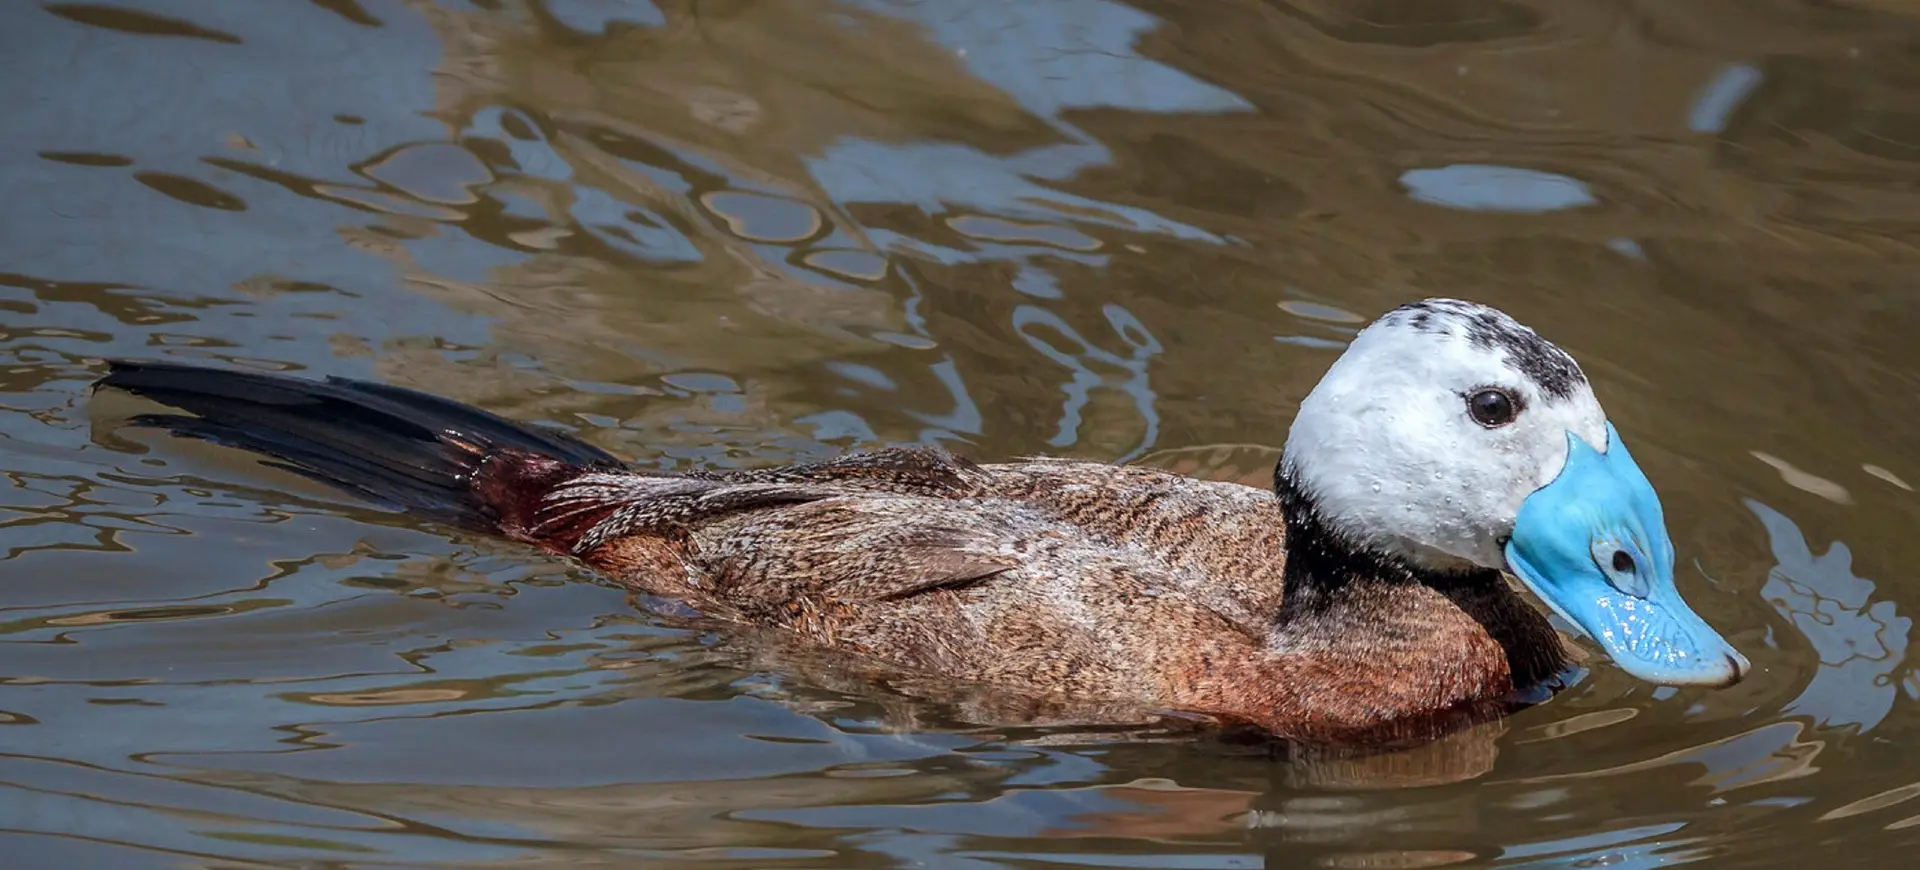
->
<box><xmin>93</xmin><ymin>298</ymin><xmax>1747</xmax><ymax>744</ymax></box>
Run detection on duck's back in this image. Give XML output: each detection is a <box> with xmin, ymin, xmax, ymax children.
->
<box><xmin>548</xmin><ymin>448</ymin><xmax>1292</xmax><ymax>702</ymax></box>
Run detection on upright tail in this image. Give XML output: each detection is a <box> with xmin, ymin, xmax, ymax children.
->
<box><xmin>93</xmin><ymin>360</ymin><xmax>628</xmax><ymax>543</ymax></box>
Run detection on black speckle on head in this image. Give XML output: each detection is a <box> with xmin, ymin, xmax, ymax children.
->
<box><xmin>1385</xmin><ymin>299</ymin><xmax>1586</xmax><ymax>400</ymax></box>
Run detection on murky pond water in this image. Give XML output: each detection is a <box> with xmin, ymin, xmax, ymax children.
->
<box><xmin>5</xmin><ymin>0</ymin><xmax>1920</xmax><ymax>866</ymax></box>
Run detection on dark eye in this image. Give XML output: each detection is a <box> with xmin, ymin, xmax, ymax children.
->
<box><xmin>1467</xmin><ymin>389</ymin><xmax>1518</xmax><ymax>427</ymax></box>
<box><xmin>1611</xmin><ymin>550</ymin><xmax>1634</xmax><ymax>573</ymax></box>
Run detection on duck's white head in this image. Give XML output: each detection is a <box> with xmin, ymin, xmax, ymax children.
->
<box><xmin>1281</xmin><ymin>298</ymin><xmax>1747</xmax><ymax>688</ymax></box>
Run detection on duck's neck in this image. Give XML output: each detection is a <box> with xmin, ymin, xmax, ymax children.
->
<box><xmin>1272</xmin><ymin>463</ymin><xmax>1424</xmax><ymax>623</ymax></box>
<box><xmin>1265</xmin><ymin>463</ymin><xmax>1569</xmax><ymax>718</ymax></box>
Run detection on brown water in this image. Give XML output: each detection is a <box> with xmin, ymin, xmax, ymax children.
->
<box><xmin>4</xmin><ymin>0</ymin><xmax>1920</xmax><ymax>866</ymax></box>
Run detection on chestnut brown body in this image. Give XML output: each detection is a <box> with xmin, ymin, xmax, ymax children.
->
<box><xmin>94</xmin><ymin>361</ymin><xmax>1571</xmax><ymax>744</ymax></box>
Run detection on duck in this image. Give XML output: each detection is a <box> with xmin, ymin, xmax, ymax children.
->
<box><xmin>91</xmin><ymin>298</ymin><xmax>1748</xmax><ymax>744</ymax></box>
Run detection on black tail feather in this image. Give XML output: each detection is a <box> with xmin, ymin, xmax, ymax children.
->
<box><xmin>94</xmin><ymin>360</ymin><xmax>625</xmax><ymax>532</ymax></box>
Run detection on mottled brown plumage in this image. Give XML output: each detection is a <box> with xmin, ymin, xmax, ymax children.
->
<box><xmin>541</xmin><ymin>449</ymin><xmax>1567</xmax><ymax>743</ymax></box>
<box><xmin>91</xmin><ymin>357</ymin><xmax>1573</xmax><ymax>746</ymax></box>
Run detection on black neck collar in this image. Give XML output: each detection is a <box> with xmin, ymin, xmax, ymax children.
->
<box><xmin>1271</xmin><ymin>460</ymin><xmax>1496</xmax><ymax>621</ymax></box>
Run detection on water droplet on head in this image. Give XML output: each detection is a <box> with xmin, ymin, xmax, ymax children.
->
<box><xmin>1370</xmin><ymin>482</ymin><xmax>1382</xmax><ymax>493</ymax></box>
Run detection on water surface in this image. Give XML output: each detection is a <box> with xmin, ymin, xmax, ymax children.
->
<box><xmin>5</xmin><ymin>1</ymin><xmax>1920</xmax><ymax>867</ymax></box>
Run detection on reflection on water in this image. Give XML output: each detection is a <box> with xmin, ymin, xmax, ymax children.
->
<box><xmin>1013</xmin><ymin>302</ymin><xmax>1164</xmax><ymax>460</ymax></box>
<box><xmin>1398</xmin><ymin>165</ymin><xmax>1598</xmax><ymax>214</ymax></box>
<box><xmin>1749</xmin><ymin>499</ymin><xmax>1915</xmax><ymax>733</ymax></box>
<box><xmin>6</xmin><ymin>0</ymin><xmax>1920</xmax><ymax>866</ymax></box>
